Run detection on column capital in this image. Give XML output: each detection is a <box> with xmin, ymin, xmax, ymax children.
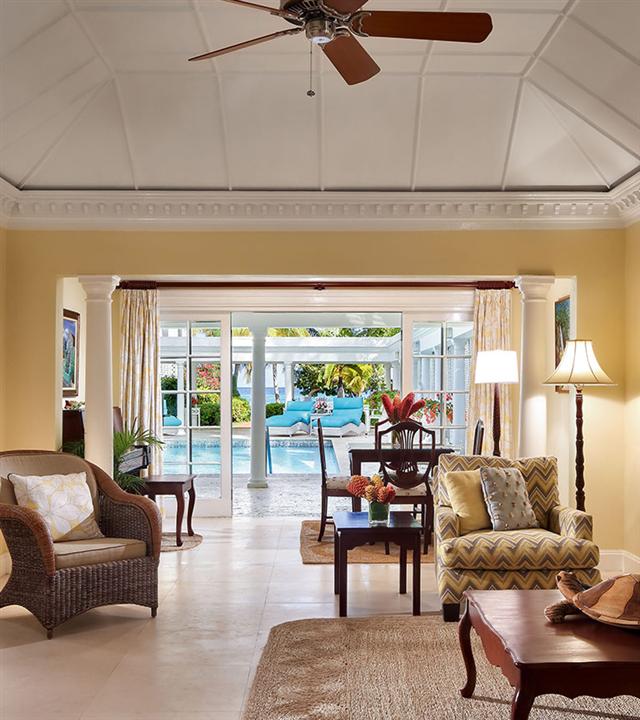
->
<box><xmin>516</xmin><ymin>275</ymin><xmax>555</xmax><ymax>302</ymax></box>
<box><xmin>79</xmin><ymin>275</ymin><xmax>120</xmax><ymax>301</ymax></box>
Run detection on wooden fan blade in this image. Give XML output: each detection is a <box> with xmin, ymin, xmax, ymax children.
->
<box><xmin>322</xmin><ymin>33</ymin><xmax>380</xmax><ymax>86</ymax></box>
<box><xmin>322</xmin><ymin>0</ymin><xmax>369</xmax><ymax>15</ymax></box>
<box><xmin>189</xmin><ymin>28</ymin><xmax>302</xmax><ymax>61</ymax></box>
<box><xmin>219</xmin><ymin>0</ymin><xmax>299</xmax><ymax>20</ymax></box>
<box><xmin>352</xmin><ymin>11</ymin><xmax>493</xmax><ymax>43</ymax></box>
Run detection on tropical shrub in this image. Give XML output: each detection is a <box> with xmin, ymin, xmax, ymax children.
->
<box><xmin>266</xmin><ymin>402</ymin><xmax>285</xmax><ymax>418</ymax></box>
<box><xmin>161</xmin><ymin>376</ymin><xmax>178</xmax><ymax>416</ymax></box>
<box><xmin>232</xmin><ymin>397</ymin><xmax>251</xmax><ymax>423</ymax></box>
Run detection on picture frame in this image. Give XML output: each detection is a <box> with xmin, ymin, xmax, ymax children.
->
<box><xmin>554</xmin><ymin>295</ymin><xmax>571</xmax><ymax>394</ymax></box>
<box><xmin>62</xmin><ymin>309</ymin><xmax>80</xmax><ymax>398</ymax></box>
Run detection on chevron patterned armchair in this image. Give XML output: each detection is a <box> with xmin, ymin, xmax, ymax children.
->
<box><xmin>434</xmin><ymin>454</ymin><xmax>601</xmax><ymax>621</ymax></box>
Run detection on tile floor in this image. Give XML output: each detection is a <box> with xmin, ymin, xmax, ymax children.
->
<box><xmin>0</xmin><ymin>516</ymin><xmax>441</xmax><ymax>720</ymax></box>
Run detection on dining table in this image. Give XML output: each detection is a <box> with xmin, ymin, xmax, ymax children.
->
<box><xmin>348</xmin><ymin>445</ymin><xmax>455</xmax><ymax>476</ymax></box>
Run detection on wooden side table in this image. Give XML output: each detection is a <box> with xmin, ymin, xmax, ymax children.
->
<box><xmin>333</xmin><ymin>511</ymin><xmax>422</xmax><ymax>617</ymax></box>
<box><xmin>142</xmin><ymin>474</ymin><xmax>196</xmax><ymax>547</ymax></box>
<box><xmin>459</xmin><ymin>589</ymin><xmax>640</xmax><ymax>720</ymax></box>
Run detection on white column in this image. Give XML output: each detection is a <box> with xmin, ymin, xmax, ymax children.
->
<box><xmin>284</xmin><ymin>362</ymin><xmax>294</xmax><ymax>402</ymax></box>
<box><xmin>392</xmin><ymin>361</ymin><xmax>401</xmax><ymax>390</ymax></box>
<box><xmin>248</xmin><ymin>323</ymin><xmax>268</xmax><ymax>488</ymax></box>
<box><xmin>383</xmin><ymin>363</ymin><xmax>392</xmax><ymax>388</ymax></box>
<box><xmin>517</xmin><ymin>275</ymin><xmax>555</xmax><ymax>458</ymax></box>
<box><xmin>79</xmin><ymin>275</ymin><xmax>120</xmax><ymax>474</ymax></box>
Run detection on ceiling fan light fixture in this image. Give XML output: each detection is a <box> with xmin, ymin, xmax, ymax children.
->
<box><xmin>306</xmin><ymin>17</ymin><xmax>336</xmax><ymax>44</ymax></box>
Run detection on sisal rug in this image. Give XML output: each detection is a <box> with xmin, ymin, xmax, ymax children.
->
<box><xmin>243</xmin><ymin>616</ymin><xmax>640</xmax><ymax>720</ymax></box>
<box><xmin>300</xmin><ymin>520</ymin><xmax>434</xmax><ymax>565</ymax></box>
<box><xmin>160</xmin><ymin>532</ymin><xmax>203</xmax><ymax>553</ymax></box>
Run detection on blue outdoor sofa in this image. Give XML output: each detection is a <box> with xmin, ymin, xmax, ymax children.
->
<box><xmin>266</xmin><ymin>400</ymin><xmax>313</xmax><ymax>436</ymax></box>
<box><xmin>314</xmin><ymin>397</ymin><xmax>364</xmax><ymax>436</ymax></box>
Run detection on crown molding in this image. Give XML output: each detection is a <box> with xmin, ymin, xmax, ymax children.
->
<box><xmin>1</xmin><ymin>173</ymin><xmax>639</xmax><ymax>231</ymax></box>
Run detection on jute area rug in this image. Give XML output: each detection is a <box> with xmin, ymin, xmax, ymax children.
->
<box><xmin>243</xmin><ymin>616</ymin><xmax>640</xmax><ymax>720</ymax></box>
<box><xmin>160</xmin><ymin>532</ymin><xmax>203</xmax><ymax>553</ymax></box>
<box><xmin>300</xmin><ymin>520</ymin><xmax>434</xmax><ymax>565</ymax></box>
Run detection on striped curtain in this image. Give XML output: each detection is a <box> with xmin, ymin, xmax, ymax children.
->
<box><xmin>467</xmin><ymin>289</ymin><xmax>513</xmax><ymax>458</ymax></box>
<box><xmin>120</xmin><ymin>289</ymin><xmax>162</xmax><ymax>472</ymax></box>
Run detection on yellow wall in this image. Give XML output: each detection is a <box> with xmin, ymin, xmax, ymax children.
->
<box><xmin>1</xmin><ymin>226</ymin><xmax>628</xmax><ymax>552</ymax></box>
<box><xmin>625</xmin><ymin>221</ymin><xmax>640</xmax><ymax>558</ymax></box>
<box><xmin>0</xmin><ymin>226</ymin><xmax>6</xmax><ymax>567</ymax></box>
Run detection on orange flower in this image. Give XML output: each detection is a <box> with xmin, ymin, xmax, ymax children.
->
<box><xmin>346</xmin><ymin>475</ymin><xmax>370</xmax><ymax>499</ymax></box>
<box><xmin>364</xmin><ymin>486</ymin><xmax>377</xmax><ymax>503</ymax></box>
<box><xmin>376</xmin><ymin>485</ymin><xmax>397</xmax><ymax>504</ymax></box>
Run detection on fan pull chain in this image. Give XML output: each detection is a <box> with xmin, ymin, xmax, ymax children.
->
<box><xmin>307</xmin><ymin>43</ymin><xmax>316</xmax><ymax>98</ymax></box>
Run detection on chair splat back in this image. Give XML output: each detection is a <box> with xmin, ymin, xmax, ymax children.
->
<box><xmin>472</xmin><ymin>419</ymin><xmax>485</xmax><ymax>455</ymax></box>
<box><xmin>376</xmin><ymin>420</ymin><xmax>436</xmax><ymax>490</ymax></box>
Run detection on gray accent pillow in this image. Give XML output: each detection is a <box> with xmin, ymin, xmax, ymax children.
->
<box><xmin>479</xmin><ymin>467</ymin><xmax>539</xmax><ymax>531</ymax></box>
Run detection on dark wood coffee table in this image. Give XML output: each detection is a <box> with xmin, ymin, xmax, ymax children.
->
<box><xmin>333</xmin><ymin>511</ymin><xmax>422</xmax><ymax>617</ymax></box>
<box><xmin>142</xmin><ymin>474</ymin><xmax>196</xmax><ymax>547</ymax></box>
<box><xmin>459</xmin><ymin>589</ymin><xmax>640</xmax><ymax>719</ymax></box>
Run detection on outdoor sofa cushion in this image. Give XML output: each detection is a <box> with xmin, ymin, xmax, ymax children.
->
<box><xmin>266</xmin><ymin>413</ymin><xmax>310</xmax><ymax>428</ymax></box>
<box><xmin>286</xmin><ymin>400</ymin><xmax>314</xmax><ymax>412</ymax></box>
<box><xmin>333</xmin><ymin>398</ymin><xmax>363</xmax><ymax>411</ymax></box>
<box><xmin>53</xmin><ymin>537</ymin><xmax>147</xmax><ymax>570</ymax></box>
<box><xmin>318</xmin><ymin>411</ymin><xmax>362</xmax><ymax>428</ymax></box>
<box><xmin>438</xmin><ymin>528</ymin><xmax>599</xmax><ymax>571</ymax></box>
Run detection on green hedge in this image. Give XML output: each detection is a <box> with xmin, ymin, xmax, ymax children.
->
<box><xmin>266</xmin><ymin>402</ymin><xmax>285</xmax><ymax>418</ymax></box>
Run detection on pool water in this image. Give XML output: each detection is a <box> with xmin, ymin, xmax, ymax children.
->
<box><xmin>164</xmin><ymin>439</ymin><xmax>340</xmax><ymax>476</ymax></box>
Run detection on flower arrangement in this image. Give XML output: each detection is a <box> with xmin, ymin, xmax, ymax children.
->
<box><xmin>381</xmin><ymin>392</ymin><xmax>426</xmax><ymax>423</ymax></box>
<box><xmin>347</xmin><ymin>474</ymin><xmax>396</xmax><ymax>526</ymax></box>
<box><xmin>313</xmin><ymin>397</ymin><xmax>332</xmax><ymax>415</ymax></box>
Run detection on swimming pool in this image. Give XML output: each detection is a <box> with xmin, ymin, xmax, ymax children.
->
<box><xmin>163</xmin><ymin>439</ymin><xmax>340</xmax><ymax>476</ymax></box>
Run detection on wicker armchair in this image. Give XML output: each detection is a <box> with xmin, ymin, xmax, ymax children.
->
<box><xmin>0</xmin><ymin>450</ymin><xmax>161</xmax><ymax>638</ymax></box>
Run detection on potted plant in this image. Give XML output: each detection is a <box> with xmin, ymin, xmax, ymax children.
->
<box><xmin>347</xmin><ymin>474</ymin><xmax>396</xmax><ymax>526</ymax></box>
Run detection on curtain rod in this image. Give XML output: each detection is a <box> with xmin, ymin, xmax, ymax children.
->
<box><xmin>118</xmin><ymin>280</ymin><xmax>516</xmax><ymax>291</ymax></box>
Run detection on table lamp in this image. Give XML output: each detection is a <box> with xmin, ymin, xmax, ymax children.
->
<box><xmin>474</xmin><ymin>350</ymin><xmax>519</xmax><ymax>457</ymax></box>
<box><xmin>544</xmin><ymin>340</ymin><xmax>614</xmax><ymax>511</ymax></box>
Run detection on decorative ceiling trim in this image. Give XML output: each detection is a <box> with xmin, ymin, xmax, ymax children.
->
<box><xmin>1</xmin><ymin>173</ymin><xmax>639</xmax><ymax>231</ymax></box>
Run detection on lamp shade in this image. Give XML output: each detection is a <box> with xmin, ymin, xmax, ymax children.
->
<box><xmin>544</xmin><ymin>340</ymin><xmax>614</xmax><ymax>386</ymax></box>
<box><xmin>474</xmin><ymin>350</ymin><xmax>519</xmax><ymax>385</ymax></box>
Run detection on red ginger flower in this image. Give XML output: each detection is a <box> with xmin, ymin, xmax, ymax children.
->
<box><xmin>376</xmin><ymin>485</ymin><xmax>396</xmax><ymax>503</ymax></box>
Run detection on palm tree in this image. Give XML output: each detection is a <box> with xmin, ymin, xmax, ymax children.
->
<box><xmin>323</xmin><ymin>363</ymin><xmax>373</xmax><ymax>397</ymax></box>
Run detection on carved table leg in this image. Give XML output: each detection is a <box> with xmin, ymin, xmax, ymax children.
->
<box><xmin>339</xmin><ymin>538</ymin><xmax>348</xmax><ymax>617</ymax></box>
<box><xmin>412</xmin><ymin>535</ymin><xmax>421</xmax><ymax>616</ymax></box>
<box><xmin>175</xmin><ymin>491</ymin><xmax>185</xmax><ymax>547</ymax></box>
<box><xmin>187</xmin><ymin>484</ymin><xmax>196</xmax><ymax>536</ymax></box>
<box><xmin>334</xmin><ymin>527</ymin><xmax>340</xmax><ymax>595</ymax></box>
<box><xmin>511</xmin><ymin>687</ymin><xmax>535</xmax><ymax>720</ymax></box>
<box><xmin>459</xmin><ymin>602</ymin><xmax>477</xmax><ymax>698</ymax></box>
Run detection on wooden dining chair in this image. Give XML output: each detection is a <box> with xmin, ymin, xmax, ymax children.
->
<box><xmin>317</xmin><ymin>419</ymin><xmax>360</xmax><ymax>542</ymax></box>
<box><xmin>472</xmin><ymin>419</ymin><xmax>485</xmax><ymax>455</ymax></box>
<box><xmin>376</xmin><ymin>420</ymin><xmax>436</xmax><ymax>554</ymax></box>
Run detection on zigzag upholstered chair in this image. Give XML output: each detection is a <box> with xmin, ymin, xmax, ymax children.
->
<box><xmin>0</xmin><ymin>450</ymin><xmax>161</xmax><ymax>637</ymax></box>
<box><xmin>434</xmin><ymin>454</ymin><xmax>601</xmax><ymax>621</ymax></box>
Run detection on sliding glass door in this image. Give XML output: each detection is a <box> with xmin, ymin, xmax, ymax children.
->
<box><xmin>159</xmin><ymin>314</ymin><xmax>232</xmax><ymax>516</ymax></box>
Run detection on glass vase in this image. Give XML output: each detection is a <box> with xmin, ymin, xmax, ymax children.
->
<box><xmin>368</xmin><ymin>501</ymin><xmax>390</xmax><ymax>527</ymax></box>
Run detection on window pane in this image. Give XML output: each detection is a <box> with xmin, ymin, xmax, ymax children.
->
<box><xmin>192</xmin><ymin>428</ymin><xmax>221</xmax><ymax>500</ymax></box>
<box><xmin>161</xmin><ymin>392</ymin><xmax>187</xmax><ymax>431</ymax></box>
<box><xmin>413</xmin><ymin>323</ymin><xmax>442</xmax><ymax>356</ymax></box>
<box><xmin>444</xmin><ymin>427</ymin><xmax>466</xmax><ymax>453</ymax></box>
<box><xmin>446</xmin><ymin>392</ymin><xmax>469</xmax><ymax>427</ymax></box>
<box><xmin>160</xmin><ymin>321</ymin><xmax>188</xmax><ymax>355</ymax></box>
<box><xmin>191</xmin><ymin>360</ymin><xmax>221</xmax><ymax>392</ymax></box>
<box><xmin>191</xmin><ymin>322</ymin><xmax>221</xmax><ymax>357</ymax></box>
<box><xmin>415</xmin><ymin>392</ymin><xmax>442</xmax><ymax>427</ymax></box>
<box><xmin>191</xmin><ymin>393</ymin><xmax>220</xmax><ymax>427</ymax></box>
<box><xmin>413</xmin><ymin>358</ymin><xmax>442</xmax><ymax>392</ymax></box>
<box><xmin>161</xmin><ymin>359</ymin><xmax>187</xmax><ymax>393</ymax></box>
<box><xmin>446</xmin><ymin>358</ymin><xmax>470</xmax><ymax>391</ymax></box>
<box><xmin>446</xmin><ymin>322</ymin><xmax>473</xmax><ymax>356</ymax></box>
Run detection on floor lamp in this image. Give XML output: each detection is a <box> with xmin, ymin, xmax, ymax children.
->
<box><xmin>544</xmin><ymin>340</ymin><xmax>614</xmax><ymax>512</ymax></box>
<box><xmin>474</xmin><ymin>350</ymin><xmax>519</xmax><ymax>457</ymax></box>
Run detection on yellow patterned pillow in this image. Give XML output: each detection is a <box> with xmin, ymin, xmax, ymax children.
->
<box><xmin>9</xmin><ymin>472</ymin><xmax>103</xmax><ymax>541</ymax></box>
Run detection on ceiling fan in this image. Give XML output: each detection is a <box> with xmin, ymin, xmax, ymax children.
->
<box><xmin>188</xmin><ymin>0</ymin><xmax>493</xmax><ymax>86</ymax></box>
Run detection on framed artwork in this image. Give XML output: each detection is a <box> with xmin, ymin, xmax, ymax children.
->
<box><xmin>554</xmin><ymin>295</ymin><xmax>571</xmax><ymax>394</ymax></box>
<box><xmin>62</xmin><ymin>309</ymin><xmax>80</xmax><ymax>398</ymax></box>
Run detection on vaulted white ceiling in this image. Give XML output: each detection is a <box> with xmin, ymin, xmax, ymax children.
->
<box><xmin>1</xmin><ymin>0</ymin><xmax>639</xmax><ymax>193</ymax></box>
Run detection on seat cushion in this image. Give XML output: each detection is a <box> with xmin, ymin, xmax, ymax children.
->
<box><xmin>326</xmin><ymin>476</ymin><xmax>351</xmax><ymax>490</ymax></box>
<box><xmin>53</xmin><ymin>537</ymin><xmax>147</xmax><ymax>570</ymax></box>
<box><xmin>438</xmin><ymin>528</ymin><xmax>599</xmax><ymax>571</ymax></box>
<box><xmin>391</xmin><ymin>484</ymin><xmax>427</xmax><ymax>497</ymax></box>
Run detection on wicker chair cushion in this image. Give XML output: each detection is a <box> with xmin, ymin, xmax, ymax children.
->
<box><xmin>53</xmin><ymin>537</ymin><xmax>146</xmax><ymax>570</ymax></box>
<box><xmin>0</xmin><ymin>453</ymin><xmax>100</xmax><ymax>519</ymax></box>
